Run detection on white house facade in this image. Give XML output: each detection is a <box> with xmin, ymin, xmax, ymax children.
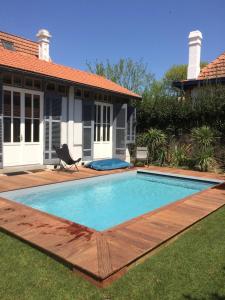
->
<box><xmin>0</xmin><ymin>29</ymin><xmax>140</xmax><ymax>169</ymax></box>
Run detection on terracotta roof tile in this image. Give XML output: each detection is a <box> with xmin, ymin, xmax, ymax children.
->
<box><xmin>198</xmin><ymin>51</ymin><xmax>225</xmax><ymax>79</ymax></box>
<box><xmin>0</xmin><ymin>31</ymin><xmax>38</xmax><ymax>57</ymax></box>
<box><xmin>0</xmin><ymin>47</ymin><xmax>140</xmax><ymax>98</ymax></box>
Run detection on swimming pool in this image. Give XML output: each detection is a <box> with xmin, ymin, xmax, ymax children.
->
<box><xmin>0</xmin><ymin>171</ymin><xmax>219</xmax><ymax>231</ymax></box>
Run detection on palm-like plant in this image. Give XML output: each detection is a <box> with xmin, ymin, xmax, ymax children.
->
<box><xmin>144</xmin><ymin>128</ymin><xmax>167</xmax><ymax>165</ymax></box>
<box><xmin>191</xmin><ymin>126</ymin><xmax>216</xmax><ymax>171</ymax></box>
<box><xmin>170</xmin><ymin>143</ymin><xmax>191</xmax><ymax>167</ymax></box>
<box><xmin>191</xmin><ymin>126</ymin><xmax>214</xmax><ymax>151</ymax></box>
<box><xmin>196</xmin><ymin>148</ymin><xmax>216</xmax><ymax>172</ymax></box>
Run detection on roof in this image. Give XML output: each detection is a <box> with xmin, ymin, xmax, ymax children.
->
<box><xmin>0</xmin><ymin>42</ymin><xmax>141</xmax><ymax>99</ymax></box>
<box><xmin>0</xmin><ymin>31</ymin><xmax>38</xmax><ymax>57</ymax></box>
<box><xmin>198</xmin><ymin>51</ymin><xmax>225</xmax><ymax>80</ymax></box>
<box><xmin>173</xmin><ymin>51</ymin><xmax>225</xmax><ymax>90</ymax></box>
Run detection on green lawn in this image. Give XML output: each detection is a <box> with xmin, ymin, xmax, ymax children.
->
<box><xmin>1</xmin><ymin>207</ymin><xmax>225</xmax><ymax>300</ymax></box>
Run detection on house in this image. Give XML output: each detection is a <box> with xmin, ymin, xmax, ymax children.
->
<box><xmin>173</xmin><ymin>30</ymin><xmax>225</xmax><ymax>93</ymax></box>
<box><xmin>0</xmin><ymin>29</ymin><xmax>141</xmax><ymax>170</ymax></box>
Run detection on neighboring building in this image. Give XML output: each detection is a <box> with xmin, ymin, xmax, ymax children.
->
<box><xmin>174</xmin><ymin>30</ymin><xmax>225</xmax><ymax>93</ymax></box>
<box><xmin>0</xmin><ymin>29</ymin><xmax>141</xmax><ymax>169</ymax></box>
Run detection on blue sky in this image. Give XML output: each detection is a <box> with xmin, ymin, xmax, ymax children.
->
<box><xmin>0</xmin><ymin>0</ymin><xmax>224</xmax><ymax>79</ymax></box>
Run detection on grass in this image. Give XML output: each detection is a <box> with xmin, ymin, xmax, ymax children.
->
<box><xmin>1</xmin><ymin>207</ymin><xmax>225</xmax><ymax>300</ymax></box>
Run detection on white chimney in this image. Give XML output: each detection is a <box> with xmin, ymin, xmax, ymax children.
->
<box><xmin>36</xmin><ymin>29</ymin><xmax>51</xmax><ymax>62</ymax></box>
<box><xmin>187</xmin><ymin>30</ymin><xmax>203</xmax><ymax>80</ymax></box>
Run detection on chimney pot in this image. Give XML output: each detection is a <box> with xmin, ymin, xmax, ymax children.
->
<box><xmin>36</xmin><ymin>29</ymin><xmax>51</xmax><ymax>62</ymax></box>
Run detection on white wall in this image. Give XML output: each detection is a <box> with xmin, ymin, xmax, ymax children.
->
<box><xmin>73</xmin><ymin>99</ymin><xmax>83</xmax><ymax>159</ymax></box>
<box><xmin>60</xmin><ymin>86</ymin><xmax>132</xmax><ymax>163</ymax></box>
<box><xmin>61</xmin><ymin>96</ymin><xmax>68</xmax><ymax>145</ymax></box>
<box><xmin>62</xmin><ymin>87</ymin><xmax>83</xmax><ymax>161</ymax></box>
<box><xmin>67</xmin><ymin>87</ymin><xmax>74</xmax><ymax>153</ymax></box>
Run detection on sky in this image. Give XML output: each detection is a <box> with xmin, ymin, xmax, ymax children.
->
<box><xmin>0</xmin><ymin>0</ymin><xmax>224</xmax><ymax>79</ymax></box>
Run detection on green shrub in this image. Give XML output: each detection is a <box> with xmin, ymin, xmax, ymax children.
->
<box><xmin>135</xmin><ymin>161</ymin><xmax>145</xmax><ymax>167</ymax></box>
<box><xmin>143</xmin><ymin>128</ymin><xmax>167</xmax><ymax>165</ymax></box>
<box><xmin>195</xmin><ymin>148</ymin><xmax>217</xmax><ymax>172</ymax></box>
<box><xmin>191</xmin><ymin>126</ymin><xmax>215</xmax><ymax>150</ymax></box>
<box><xmin>136</xmin><ymin>133</ymin><xmax>146</xmax><ymax>147</ymax></box>
<box><xmin>169</xmin><ymin>143</ymin><xmax>191</xmax><ymax>167</ymax></box>
<box><xmin>191</xmin><ymin>126</ymin><xmax>217</xmax><ymax>171</ymax></box>
<box><xmin>135</xmin><ymin>125</ymin><xmax>222</xmax><ymax>172</ymax></box>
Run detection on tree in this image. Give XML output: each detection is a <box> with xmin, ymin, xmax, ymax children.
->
<box><xmin>86</xmin><ymin>58</ymin><xmax>154</xmax><ymax>94</ymax></box>
<box><xmin>162</xmin><ymin>63</ymin><xmax>208</xmax><ymax>95</ymax></box>
<box><xmin>163</xmin><ymin>62</ymin><xmax>208</xmax><ymax>83</ymax></box>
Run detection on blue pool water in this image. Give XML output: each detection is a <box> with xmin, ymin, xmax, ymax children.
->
<box><xmin>0</xmin><ymin>171</ymin><xmax>217</xmax><ymax>231</ymax></box>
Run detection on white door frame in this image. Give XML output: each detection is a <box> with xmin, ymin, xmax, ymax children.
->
<box><xmin>2</xmin><ymin>86</ymin><xmax>44</xmax><ymax>167</ymax></box>
<box><xmin>93</xmin><ymin>101</ymin><xmax>113</xmax><ymax>159</ymax></box>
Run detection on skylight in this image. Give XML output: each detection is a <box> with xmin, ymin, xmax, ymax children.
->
<box><xmin>1</xmin><ymin>40</ymin><xmax>15</xmax><ymax>51</ymax></box>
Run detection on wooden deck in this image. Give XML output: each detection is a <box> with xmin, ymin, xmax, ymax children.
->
<box><xmin>0</xmin><ymin>166</ymin><xmax>225</xmax><ymax>287</ymax></box>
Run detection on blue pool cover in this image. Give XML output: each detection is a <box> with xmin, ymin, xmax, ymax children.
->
<box><xmin>86</xmin><ymin>158</ymin><xmax>132</xmax><ymax>171</ymax></box>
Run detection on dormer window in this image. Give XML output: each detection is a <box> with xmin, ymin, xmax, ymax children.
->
<box><xmin>1</xmin><ymin>40</ymin><xmax>15</xmax><ymax>51</ymax></box>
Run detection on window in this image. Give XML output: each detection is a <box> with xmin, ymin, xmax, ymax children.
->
<box><xmin>74</xmin><ymin>88</ymin><xmax>82</xmax><ymax>98</ymax></box>
<box><xmin>25</xmin><ymin>94</ymin><xmax>40</xmax><ymax>142</ymax></box>
<box><xmin>98</xmin><ymin>93</ymin><xmax>102</xmax><ymax>101</ymax></box>
<box><xmin>3</xmin><ymin>91</ymin><xmax>21</xmax><ymax>143</ymax></box>
<box><xmin>25</xmin><ymin>94</ymin><xmax>31</xmax><ymax>142</ymax></box>
<box><xmin>83</xmin><ymin>90</ymin><xmax>90</xmax><ymax>99</ymax></box>
<box><xmin>94</xmin><ymin>104</ymin><xmax>111</xmax><ymax>142</ymax></box>
<box><xmin>2</xmin><ymin>73</ymin><xmax>12</xmax><ymax>85</ymax></box>
<box><xmin>25</xmin><ymin>77</ymin><xmax>42</xmax><ymax>90</ymax></box>
<box><xmin>4</xmin><ymin>117</ymin><xmax>11</xmax><ymax>142</ymax></box>
<box><xmin>33</xmin><ymin>95</ymin><xmax>40</xmax><ymax>142</ymax></box>
<box><xmin>58</xmin><ymin>85</ymin><xmax>67</xmax><ymax>96</ymax></box>
<box><xmin>3</xmin><ymin>90</ymin><xmax>11</xmax><ymax>116</ymax></box>
<box><xmin>2</xmin><ymin>73</ymin><xmax>42</xmax><ymax>89</ymax></box>
<box><xmin>13</xmin><ymin>92</ymin><xmax>21</xmax><ymax>142</ymax></box>
<box><xmin>3</xmin><ymin>91</ymin><xmax>12</xmax><ymax>143</ymax></box>
<box><xmin>46</xmin><ymin>82</ymin><xmax>55</xmax><ymax>91</ymax></box>
<box><xmin>2</xmin><ymin>40</ymin><xmax>15</xmax><ymax>51</ymax></box>
<box><xmin>94</xmin><ymin>104</ymin><xmax>101</xmax><ymax>142</ymax></box>
<box><xmin>13</xmin><ymin>75</ymin><xmax>22</xmax><ymax>87</ymax></box>
<box><xmin>2</xmin><ymin>73</ymin><xmax>22</xmax><ymax>87</ymax></box>
<box><xmin>34</xmin><ymin>79</ymin><xmax>41</xmax><ymax>90</ymax></box>
<box><xmin>3</xmin><ymin>90</ymin><xmax>40</xmax><ymax>144</ymax></box>
<box><xmin>25</xmin><ymin>78</ymin><xmax>33</xmax><ymax>88</ymax></box>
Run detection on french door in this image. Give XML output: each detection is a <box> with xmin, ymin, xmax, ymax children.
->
<box><xmin>3</xmin><ymin>87</ymin><xmax>43</xmax><ymax>166</ymax></box>
<box><xmin>93</xmin><ymin>102</ymin><xmax>112</xmax><ymax>159</ymax></box>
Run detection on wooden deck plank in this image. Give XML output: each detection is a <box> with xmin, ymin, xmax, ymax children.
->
<box><xmin>0</xmin><ymin>166</ymin><xmax>225</xmax><ymax>286</ymax></box>
<box><xmin>126</xmin><ymin>220</ymin><xmax>179</xmax><ymax>240</ymax></box>
<box><xmin>96</xmin><ymin>233</ymin><xmax>113</xmax><ymax>278</ymax></box>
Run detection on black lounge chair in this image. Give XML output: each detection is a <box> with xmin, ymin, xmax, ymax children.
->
<box><xmin>53</xmin><ymin>144</ymin><xmax>81</xmax><ymax>172</ymax></box>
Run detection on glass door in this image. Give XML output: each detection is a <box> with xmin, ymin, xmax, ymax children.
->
<box><xmin>94</xmin><ymin>103</ymin><xmax>111</xmax><ymax>143</ymax></box>
<box><xmin>3</xmin><ymin>87</ymin><xmax>43</xmax><ymax>166</ymax></box>
<box><xmin>24</xmin><ymin>93</ymin><xmax>41</xmax><ymax>143</ymax></box>
<box><xmin>3</xmin><ymin>90</ymin><xmax>21</xmax><ymax>143</ymax></box>
<box><xmin>93</xmin><ymin>102</ymin><xmax>112</xmax><ymax>159</ymax></box>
